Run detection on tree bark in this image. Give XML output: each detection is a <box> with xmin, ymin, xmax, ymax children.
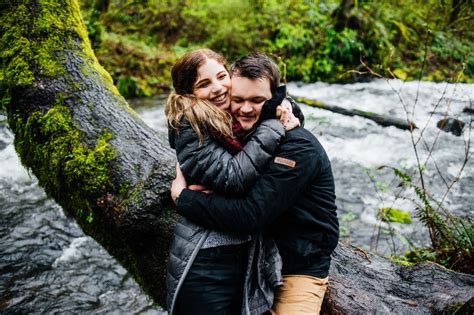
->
<box><xmin>1</xmin><ymin>1</ymin><xmax>472</xmax><ymax>312</ymax></box>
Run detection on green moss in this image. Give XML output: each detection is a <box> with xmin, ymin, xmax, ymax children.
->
<box><xmin>64</xmin><ymin>128</ymin><xmax>115</xmax><ymax>195</ymax></box>
<box><xmin>379</xmin><ymin>207</ymin><xmax>412</xmax><ymax>224</ymax></box>
<box><xmin>0</xmin><ymin>4</ymin><xmax>36</xmax><ymax>86</ymax></box>
<box><xmin>294</xmin><ymin>97</ymin><xmax>324</xmax><ymax>108</ymax></box>
<box><xmin>389</xmin><ymin>255</ymin><xmax>414</xmax><ymax>266</ymax></box>
<box><xmin>10</xmin><ymin>105</ymin><xmax>115</xmax><ymax>221</ymax></box>
<box><xmin>0</xmin><ymin>0</ymin><xmax>119</xmax><ymax>95</ymax></box>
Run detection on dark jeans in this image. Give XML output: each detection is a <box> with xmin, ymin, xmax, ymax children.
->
<box><xmin>174</xmin><ymin>243</ymin><xmax>248</xmax><ymax>315</ymax></box>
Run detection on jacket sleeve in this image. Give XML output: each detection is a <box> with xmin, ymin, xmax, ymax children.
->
<box><xmin>175</xmin><ymin>133</ymin><xmax>319</xmax><ymax>234</ymax></box>
<box><xmin>173</xmin><ymin>119</ymin><xmax>285</xmax><ymax>196</ymax></box>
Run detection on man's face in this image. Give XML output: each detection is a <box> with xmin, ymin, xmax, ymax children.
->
<box><xmin>230</xmin><ymin>75</ymin><xmax>272</xmax><ymax>131</ymax></box>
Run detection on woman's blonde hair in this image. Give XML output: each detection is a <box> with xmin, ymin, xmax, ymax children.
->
<box><xmin>165</xmin><ymin>49</ymin><xmax>234</xmax><ymax>144</ymax></box>
<box><xmin>165</xmin><ymin>92</ymin><xmax>233</xmax><ymax>144</ymax></box>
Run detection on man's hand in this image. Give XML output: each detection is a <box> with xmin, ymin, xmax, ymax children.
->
<box><xmin>171</xmin><ymin>163</ymin><xmax>187</xmax><ymax>203</ymax></box>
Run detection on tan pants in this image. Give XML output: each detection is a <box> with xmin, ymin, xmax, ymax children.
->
<box><xmin>269</xmin><ymin>275</ymin><xmax>329</xmax><ymax>315</ymax></box>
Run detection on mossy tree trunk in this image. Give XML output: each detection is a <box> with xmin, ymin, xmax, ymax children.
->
<box><xmin>1</xmin><ymin>1</ymin><xmax>473</xmax><ymax>312</ymax></box>
<box><xmin>1</xmin><ymin>0</ymin><xmax>177</xmax><ymax>305</ymax></box>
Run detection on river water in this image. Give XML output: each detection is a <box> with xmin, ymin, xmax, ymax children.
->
<box><xmin>1</xmin><ymin>80</ymin><xmax>472</xmax><ymax>313</ymax></box>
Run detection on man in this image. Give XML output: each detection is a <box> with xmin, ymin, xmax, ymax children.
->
<box><xmin>171</xmin><ymin>53</ymin><xmax>339</xmax><ymax>314</ymax></box>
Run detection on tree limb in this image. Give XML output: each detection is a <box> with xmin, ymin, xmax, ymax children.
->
<box><xmin>1</xmin><ymin>1</ymin><xmax>472</xmax><ymax>312</ymax></box>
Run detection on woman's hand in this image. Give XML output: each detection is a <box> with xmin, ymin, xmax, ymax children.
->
<box><xmin>188</xmin><ymin>184</ymin><xmax>213</xmax><ymax>194</ymax></box>
<box><xmin>277</xmin><ymin>99</ymin><xmax>300</xmax><ymax>131</ymax></box>
<box><xmin>171</xmin><ymin>163</ymin><xmax>187</xmax><ymax>203</ymax></box>
<box><xmin>171</xmin><ymin>164</ymin><xmax>213</xmax><ymax>204</ymax></box>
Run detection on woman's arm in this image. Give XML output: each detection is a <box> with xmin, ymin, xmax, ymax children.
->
<box><xmin>171</xmin><ymin>118</ymin><xmax>284</xmax><ymax>196</ymax></box>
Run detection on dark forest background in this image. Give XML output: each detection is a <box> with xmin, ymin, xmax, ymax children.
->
<box><xmin>79</xmin><ymin>0</ymin><xmax>474</xmax><ymax>97</ymax></box>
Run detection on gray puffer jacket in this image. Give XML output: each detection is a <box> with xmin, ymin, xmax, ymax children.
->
<box><xmin>167</xmin><ymin>118</ymin><xmax>285</xmax><ymax>314</ymax></box>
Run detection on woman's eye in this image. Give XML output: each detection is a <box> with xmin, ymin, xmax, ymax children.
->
<box><xmin>196</xmin><ymin>82</ymin><xmax>209</xmax><ymax>89</ymax></box>
<box><xmin>218</xmin><ymin>74</ymin><xmax>227</xmax><ymax>80</ymax></box>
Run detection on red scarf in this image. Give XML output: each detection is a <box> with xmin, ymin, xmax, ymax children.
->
<box><xmin>212</xmin><ymin>114</ymin><xmax>246</xmax><ymax>155</ymax></box>
<box><xmin>217</xmin><ymin>119</ymin><xmax>244</xmax><ymax>155</ymax></box>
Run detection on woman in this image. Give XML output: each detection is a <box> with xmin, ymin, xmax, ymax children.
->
<box><xmin>165</xmin><ymin>48</ymin><xmax>299</xmax><ymax>315</ymax></box>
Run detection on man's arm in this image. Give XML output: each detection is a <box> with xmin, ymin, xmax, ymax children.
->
<box><xmin>174</xmin><ymin>132</ymin><xmax>320</xmax><ymax>234</ymax></box>
<box><xmin>174</xmin><ymin>119</ymin><xmax>284</xmax><ymax>195</ymax></box>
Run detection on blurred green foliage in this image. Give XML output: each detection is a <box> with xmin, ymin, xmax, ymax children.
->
<box><xmin>378</xmin><ymin>207</ymin><xmax>412</xmax><ymax>224</ymax></box>
<box><xmin>79</xmin><ymin>0</ymin><xmax>474</xmax><ymax>97</ymax></box>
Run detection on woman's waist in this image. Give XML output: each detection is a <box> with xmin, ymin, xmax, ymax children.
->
<box><xmin>202</xmin><ymin>230</ymin><xmax>251</xmax><ymax>249</ymax></box>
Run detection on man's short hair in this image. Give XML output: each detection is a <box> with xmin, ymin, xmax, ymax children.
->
<box><xmin>230</xmin><ymin>53</ymin><xmax>280</xmax><ymax>94</ymax></box>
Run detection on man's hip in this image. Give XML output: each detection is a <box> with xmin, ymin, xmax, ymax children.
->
<box><xmin>269</xmin><ymin>275</ymin><xmax>329</xmax><ymax>314</ymax></box>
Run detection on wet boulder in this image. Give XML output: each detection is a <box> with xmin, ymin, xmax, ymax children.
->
<box><xmin>436</xmin><ymin>118</ymin><xmax>465</xmax><ymax>136</ymax></box>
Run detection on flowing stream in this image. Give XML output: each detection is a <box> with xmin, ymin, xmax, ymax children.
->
<box><xmin>1</xmin><ymin>79</ymin><xmax>472</xmax><ymax>313</ymax></box>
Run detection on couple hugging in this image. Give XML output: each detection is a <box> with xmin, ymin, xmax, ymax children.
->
<box><xmin>165</xmin><ymin>49</ymin><xmax>339</xmax><ymax>315</ymax></box>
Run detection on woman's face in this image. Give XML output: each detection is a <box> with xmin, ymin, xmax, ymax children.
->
<box><xmin>193</xmin><ymin>58</ymin><xmax>231</xmax><ymax>110</ymax></box>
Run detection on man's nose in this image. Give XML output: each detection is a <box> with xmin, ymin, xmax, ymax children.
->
<box><xmin>240</xmin><ymin>103</ymin><xmax>253</xmax><ymax>113</ymax></box>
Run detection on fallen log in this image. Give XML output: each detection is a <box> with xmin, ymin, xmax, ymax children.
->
<box><xmin>1</xmin><ymin>1</ymin><xmax>472</xmax><ymax>312</ymax></box>
<box><xmin>292</xmin><ymin>95</ymin><xmax>417</xmax><ymax>131</ymax></box>
<box><xmin>323</xmin><ymin>243</ymin><xmax>474</xmax><ymax>314</ymax></box>
<box><xmin>463</xmin><ymin>106</ymin><xmax>474</xmax><ymax>114</ymax></box>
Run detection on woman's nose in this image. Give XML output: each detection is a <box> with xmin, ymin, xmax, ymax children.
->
<box><xmin>211</xmin><ymin>81</ymin><xmax>223</xmax><ymax>93</ymax></box>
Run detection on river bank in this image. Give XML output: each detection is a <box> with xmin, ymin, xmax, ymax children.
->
<box><xmin>1</xmin><ymin>79</ymin><xmax>472</xmax><ymax>313</ymax></box>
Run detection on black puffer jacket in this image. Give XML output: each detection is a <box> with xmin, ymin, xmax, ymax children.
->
<box><xmin>170</xmin><ymin>119</ymin><xmax>284</xmax><ymax>195</ymax></box>
<box><xmin>167</xmin><ymin>118</ymin><xmax>285</xmax><ymax>315</ymax></box>
<box><xmin>176</xmin><ymin>127</ymin><xmax>339</xmax><ymax>279</ymax></box>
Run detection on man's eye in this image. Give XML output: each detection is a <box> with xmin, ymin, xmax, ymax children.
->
<box><xmin>218</xmin><ymin>74</ymin><xmax>227</xmax><ymax>80</ymax></box>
